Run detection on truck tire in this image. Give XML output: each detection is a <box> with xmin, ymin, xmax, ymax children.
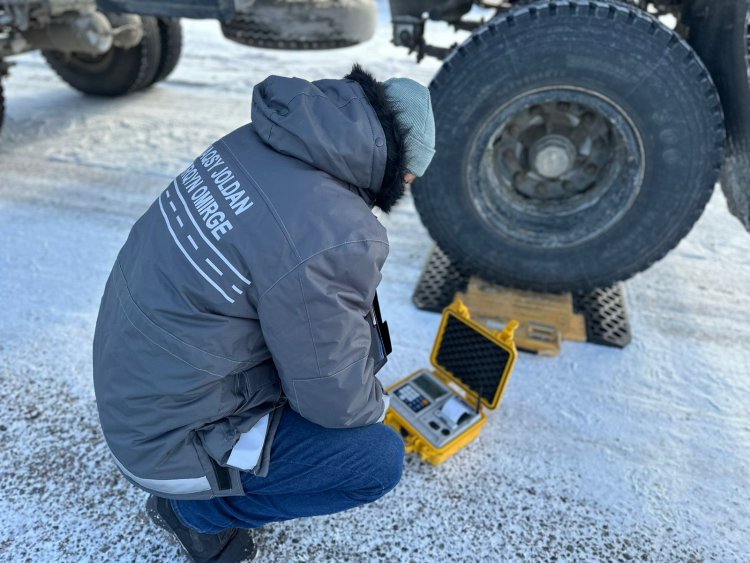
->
<box><xmin>413</xmin><ymin>0</ymin><xmax>725</xmax><ymax>293</ymax></box>
<box><xmin>221</xmin><ymin>0</ymin><xmax>376</xmax><ymax>49</ymax></box>
<box><xmin>43</xmin><ymin>15</ymin><xmax>161</xmax><ymax>96</ymax></box>
<box><xmin>684</xmin><ymin>0</ymin><xmax>750</xmax><ymax>232</ymax></box>
<box><xmin>151</xmin><ymin>17</ymin><xmax>182</xmax><ymax>85</ymax></box>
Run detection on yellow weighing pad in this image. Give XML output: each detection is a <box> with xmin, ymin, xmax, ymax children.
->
<box><xmin>385</xmin><ymin>299</ymin><xmax>518</xmax><ymax>465</ymax></box>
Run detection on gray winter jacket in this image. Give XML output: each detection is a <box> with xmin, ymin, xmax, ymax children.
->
<box><xmin>92</xmin><ymin>70</ymin><xmax>400</xmax><ymax>500</ymax></box>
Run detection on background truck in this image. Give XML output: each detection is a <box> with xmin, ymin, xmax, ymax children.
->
<box><xmin>1</xmin><ymin>0</ymin><xmax>748</xmax><ymax>293</ymax></box>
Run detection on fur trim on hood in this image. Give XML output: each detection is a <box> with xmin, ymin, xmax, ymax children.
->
<box><xmin>344</xmin><ymin>64</ymin><xmax>408</xmax><ymax>213</ymax></box>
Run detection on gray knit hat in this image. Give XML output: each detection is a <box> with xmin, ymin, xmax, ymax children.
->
<box><xmin>382</xmin><ymin>77</ymin><xmax>436</xmax><ymax>177</ymax></box>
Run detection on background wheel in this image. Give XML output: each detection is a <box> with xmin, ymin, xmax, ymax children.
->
<box><xmin>685</xmin><ymin>0</ymin><xmax>750</xmax><ymax>232</ymax></box>
<box><xmin>43</xmin><ymin>14</ymin><xmax>161</xmax><ymax>96</ymax></box>
<box><xmin>413</xmin><ymin>0</ymin><xmax>725</xmax><ymax>293</ymax></box>
<box><xmin>221</xmin><ymin>0</ymin><xmax>376</xmax><ymax>50</ymax></box>
<box><xmin>151</xmin><ymin>17</ymin><xmax>182</xmax><ymax>85</ymax></box>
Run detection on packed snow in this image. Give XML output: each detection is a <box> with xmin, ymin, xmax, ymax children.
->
<box><xmin>1</xmin><ymin>5</ymin><xmax>749</xmax><ymax>562</ymax></box>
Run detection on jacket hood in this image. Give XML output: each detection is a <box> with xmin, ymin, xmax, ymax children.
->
<box><xmin>251</xmin><ymin>74</ymin><xmax>388</xmax><ymax>202</ymax></box>
<box><xmin>344</xmin><ymin>64</ymin><xmax>408</xmax><ymax>213</ymax></box>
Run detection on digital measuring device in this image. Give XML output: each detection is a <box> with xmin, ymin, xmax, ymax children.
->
<box><xmin>385</xmin><ymin>298</ymin><xmax>518</xmax><ymax>465</ymax></box>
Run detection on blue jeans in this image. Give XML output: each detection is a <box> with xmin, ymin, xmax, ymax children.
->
<box><xmin>171</xmin><ymin>405</ymin><xmax>405</xmax><ymax>533</ymax></box>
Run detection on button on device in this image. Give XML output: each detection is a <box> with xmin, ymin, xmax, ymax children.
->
<box><xmin>429</xmin><ymin>421</ymin><xmax>439</xmax><ymax>430</ymax></box>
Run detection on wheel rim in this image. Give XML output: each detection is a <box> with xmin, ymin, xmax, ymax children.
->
<box><xmin>55</xmin><ymin>50</ymin><xmax>117</xmax><ymax>74</ymax></box>
<box><xmin>468</xmin><ymin>87</ymin><xmax>645</xmax><ymax>248</ymax></box>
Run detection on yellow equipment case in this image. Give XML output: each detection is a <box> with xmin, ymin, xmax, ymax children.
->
<box><xmin>384</xmin><ymin>299</ymin><xmax>518</xmax><ymax>465</ymax></box>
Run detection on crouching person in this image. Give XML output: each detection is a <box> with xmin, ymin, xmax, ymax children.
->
<box><xmin>92</xmin><ymin>64</ymin><xmax>435</xmax><ymax>562</ymax></box>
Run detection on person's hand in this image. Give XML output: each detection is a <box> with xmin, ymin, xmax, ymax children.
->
<box><xmin>403</xmin><ymin>172</ymin><xmax>416</xmax><ymax>184</ymax></box>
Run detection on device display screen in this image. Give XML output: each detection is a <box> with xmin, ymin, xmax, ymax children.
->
<box><xmin>413</xmin><ymin>374</ymin><xmax>448</xmax><ymax>400</ymax></box>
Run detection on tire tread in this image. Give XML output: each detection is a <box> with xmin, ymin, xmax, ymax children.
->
<box><xmin>151</xmin><ymin>17</ymin><xmax>182</xmax><ymax>85</ymax></box>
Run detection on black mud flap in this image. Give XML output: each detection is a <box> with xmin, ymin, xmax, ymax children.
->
<box><xmin>96</xmin><ymin>0</ymin><xmax>235</xmax><ymax>20</ymax></box>
<box><xmin>685</xmin><ymin>0</ymin><xmax>750</xmax><ymax>231</ymax></box>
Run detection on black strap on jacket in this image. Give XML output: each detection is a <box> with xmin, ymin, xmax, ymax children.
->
<box><xmin>367</xmin><ymin>292</ymin><xmax>392</xmax><ymax>374</ymax></box>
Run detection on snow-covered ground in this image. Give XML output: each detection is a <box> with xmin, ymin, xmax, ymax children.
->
<box><xmin>1</xmin><ymin>6</ymin><xmax>749</xmax><ymax>562</ymax></box>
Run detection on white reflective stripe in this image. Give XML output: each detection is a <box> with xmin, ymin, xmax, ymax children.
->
<box><xmin>159</xmin><ymin>195</ymin><xmax>235</xmax><ymax>304</ymax></box>
<box><xmin>376</xmin><ymin>394</ymin><xmax>391</xmax><ymax>423</ymax></box>
<box><xmin>109</xmin><ymin>449</ymin><xmax>211</xmax><ymax>495</ymax></box>
<box><xmin>172</xmin><ymin>180</ymin><xmax>251</xmax><ymax>285</ymax></box>
<box><xmin>226</xmin><ymin>414</ymin><xmax>270</xmax><ymax>471</ymax></box>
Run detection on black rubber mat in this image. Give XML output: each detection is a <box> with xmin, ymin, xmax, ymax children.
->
<box><xmin>572</xmin><ymin>284</ymin><xmax>631</xmax><ymax>349</ymax></box>
<box><xmin>412</xmin><ymin>245</ymin><xmax>469</xmax><ymax>312</ymax></box>
<box><xmin>413</xmin><ymin>245</ymin><xmax>631</xmax><ymax>349</ymax></box>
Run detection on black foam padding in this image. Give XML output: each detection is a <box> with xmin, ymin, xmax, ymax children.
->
<box><xmin>435</xmin><ymin>315</ymin><xmax>511</xmax><ymax>404</ymax></box>
<box><xmin>413</xmin><ymin>245</ymin><xmax>470</xmax><ymax>312</ymax></box>
<box><xmin>572</xmin><ymin>284</ymin><xmax>631</xmax><ymax>349</ymax></box>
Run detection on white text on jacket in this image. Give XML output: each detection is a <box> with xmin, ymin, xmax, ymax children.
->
<box><xmin>177</xmin><ymin>147</ymin><xmax>255</xmax><ymax>241</ymax></box>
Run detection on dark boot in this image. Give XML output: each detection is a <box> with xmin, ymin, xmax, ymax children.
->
<box><xmin>145</xmin><ymin>494</ymin><xmax>258</xmax><ymax>562</ymax></box>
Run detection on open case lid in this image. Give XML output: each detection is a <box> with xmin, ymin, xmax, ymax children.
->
<box><xmin>430</xmin><ymin>299</ymin><xmax>518</xmax><ymax>410</ymax></box>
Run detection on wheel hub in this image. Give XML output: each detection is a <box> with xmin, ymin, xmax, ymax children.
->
<box><xmin>530</xmin><ymin>135</ymin><xmax>576</xmax><ymax>179</ymax></box>
<box><xmin>471</xmin><ymin>88</ymin><xmax>645</xmax><ymax>248</ymax></box>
